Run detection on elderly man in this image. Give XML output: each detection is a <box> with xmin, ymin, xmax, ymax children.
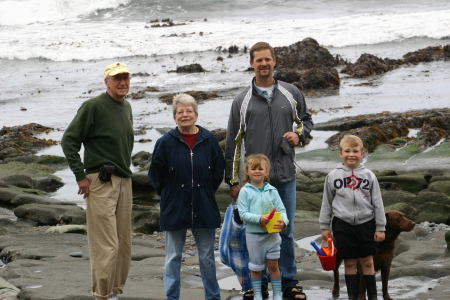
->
<box><xmin>225</xmin><ymin>42</ymin><xmax>313</xmax><ymax>300</ymax></box>
<box><xmin>61</xmin><ymin>62</ymin><xmax>134</xmax><ymax>300</ymax></box>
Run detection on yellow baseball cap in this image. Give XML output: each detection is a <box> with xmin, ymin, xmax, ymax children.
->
<box><xmin>104</xmin><ymin>62</ymin><xmax>130</xmax><ymax>78</ymax></box>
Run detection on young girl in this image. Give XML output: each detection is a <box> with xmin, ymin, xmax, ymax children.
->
<box><xmin>238</xmin><ymin>154</ymin><xmax>289</xmax><ymax>300</ymax></box>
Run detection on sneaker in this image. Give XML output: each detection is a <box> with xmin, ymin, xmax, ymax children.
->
<box><xmin>108</xmin><ymin>295</ymin><xmax>118</xmax><ymax>300</ymax></box>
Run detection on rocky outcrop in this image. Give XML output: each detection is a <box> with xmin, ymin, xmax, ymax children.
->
<box><xmin>316</xmin><ymin>108</ymin><xmax>450</xmax><ymax>152</ymax></box>
<box><xmin>14</xmin><ymin>203</ymin><xmax>86</xmax><ymax>226</ymax></box>
<box><xmin>341</xmin><ymin>53</ymin><xmax>398</xmax><ymax>78</ymax></box>
<box><xmin>341</xmin><ymin>45</ymin><xmax>450</xmax><ymax>78</ymax></box>
<box><xmin>273</xmin><ymin>38</ymin><xmax>340</xmax><ymax>90</ymax></box>
<box><xmin>159</xmin><ymin>90</ymin><xmax>219</xmax><ymax>103</ymax></box>
<box><xmin>275</xmin><ymin>66</ymin><xmax>340</xmax><ymax>90</ymax></box>
<box><xmin>0</xmin><ymin>187</ymin><xmax>74</xmax><ymax>207</ymax></box>
<box><xmin>274</xmin><ymin>38</ymin><xmax>337</xmax><ymax>70</ymax></box>
<box><xmin>132</xmin><ymin>151</ymin><xmax>152</xmax><ymax>172</ymax></box>
<box><xmin>0</xmin><ymin>123</ymin><xmax>58</xmax><ymax>160</ymax></box>
<box><xmin>132</xmin><ymin>208</ymin><xmax>160</xmax><ymax>234</ymax></box>
<box><xmin>175</xmin><ymin>63</ymin><xmax>206</xmax><ymax>73</ymax></box>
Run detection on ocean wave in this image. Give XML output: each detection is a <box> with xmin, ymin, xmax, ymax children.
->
<box><xmin>0</xmin><ymin>0</ymin><xmax>131</xmax><ymax>25</ymax></box>
<box><xmin>1</xmin><ymin>9</ymin><xmax>449</xmax><ymax>61</ymax></box>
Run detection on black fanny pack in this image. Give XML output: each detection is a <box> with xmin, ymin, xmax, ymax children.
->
<box><xmin>280</xmin><ymin>136</ymin><xmax>292</xmax><ymax>155</ymax></box>
<box><xmin>98</xmin><ymin>164</ymin><xmax>115</xmax><ymax>182</ymax></box>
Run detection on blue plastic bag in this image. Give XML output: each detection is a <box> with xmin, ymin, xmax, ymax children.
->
<box><xmin>219</xmin><ymin>203</ymin><xmax>251</xmax><ymax>290</ymax></box>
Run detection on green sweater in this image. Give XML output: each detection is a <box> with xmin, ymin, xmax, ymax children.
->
<box><xmin>61</xmin><ymin>92</ymin><xmax>134</xmax><ymax>182</ymax></box>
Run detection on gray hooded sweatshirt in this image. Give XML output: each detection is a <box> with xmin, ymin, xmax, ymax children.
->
<box><xmin>319</xmin><ymin>163</ymin><xmax>386</xmax><ymax>232</ymax></box>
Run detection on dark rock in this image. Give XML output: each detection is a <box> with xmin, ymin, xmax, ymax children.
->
<box><xmin>326</xmin><ymin>121</ymin><xmax>409</xmax><ymax>152</ymax></box>
<box><xmin>0</xmin><ymin>123</ymin><xmax>58</xmax><ymax>160</ymax></box>
<box><xmin>132</xmin><ymin>210</ymin><xmax>160</xmax><ymax>234</ymax></box>
<box><xmin>132</xmin><ymin>151</ymin><xmax>152</xmax><ymax>171</ymax></box>
<box><xmin>0</xmin><ymin>187</ymin><xmax>75</xmax><ymax>207</ymax></box>
<box><xmin>36</xmin><ymin>155</ymin><xmax>67</xmax><ymax>165</ymax></box>
<box><xmin>383</xmin><ymin>203</ymin><xmax>418</xmax><ymax>220</ymax></box>
<box><xmin>296</xmin><ymin>173</ymin><xmax>324</xmax><ymax>193</ymax></box>
<box><xmin>296</xmin><ymin>191</ymin><xmax>322</xmax><ymax>211</ymax></box>
<box><xmin>211</xmin><ymin>128</ymin><xmax>227</xmax><ymax>142</ymax></box>
<box><xmin>377</xmin><ymin>175</ymin><xmax>428</xmax><ymax>194</ymax></box>
<box><xmin>429</xmin><ymin>175</ymin><xmax>450</xmax><ymax>184</ymax></box>
<box><xmin>274</xmin><ymin>38</ymin><xmax>337</xmax><ymax>70</ymax></box>
<box><xmin>14</xmin><ymin>203</ymin><xmax>86</xmax><ymax>226</ymax></box>
<box><xmin>381</xmin><ymin>190</ymin><xmax>417</xmax><ymax>206</ymax></box>
<box><xmin>444</xmin><ymin>45</ymin><xmax>450</xmax><ymax>60</ymax></box>
<box><xmin>412</xmin><ymin>202</ymin><xmax>450</xmax><ymax>224</ymax></box>
<box><xmin>414</xmin><ymin>190</ymin><xmax>450</xmax><ymax>208</ymax></box>
<box><xmin>1</xmin><ymin>175</ymin><xmax>34</xmax><ymax>189</ymax></box>
<box><xmin>159</xmin><ymin>91</ymin><xmax>219</xmax><ymax>103</ymax></box>
<box><xmin>275</xmin><ymin>66</ymin><xmax>340</xmax><ymax>90</ymax></box>
<box><xmin>403</xmin><ymin>46</ymin><xmax>445</xmax><ymax>64</ymax></box>
<box><xmin>341</xmin><ymin>53</ymin><xmax>397</xmax><ymax>78</ymax></box>
<box><xmin>134</xmin><ymin>129</ymin><xmax>147</xmax><ymax>136</ymax></box>
<box><xmin>132</xmin><ymin>171</ymin><xmax>154</xmax><ymax>192</ymax></box>
<box><xmin>316</xmin><ymin>108</ymin><xmax>450</xmax><ymax>153</ymax></box>
<box><xmin>428</xmin><ymin>181</ymin><xmax>450</xmax><ymax>196</ymax></box>
<box><xmin>176</xmin><ymin>63</ymin><xmax>206</xmax><ymax>73</ymax></box>
<box><xmin>379</xmin><ymin>181</ymin><xmax>401</xmax><ymax>190</ymax></box>
<box><xmin>33</xmin><ymin>177</ymin><xmax>64</xmax><ymax>192</ymax></box>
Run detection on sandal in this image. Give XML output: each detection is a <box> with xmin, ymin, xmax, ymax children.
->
<box><xmin>242</xmin><ymin>287</ymin><xmax>269</xmax><ymax>300</ymax></box>
<box><xmin>283</xmin><ymin>285</ymin><xmax>307</xmax><ymax>300</ymax></box>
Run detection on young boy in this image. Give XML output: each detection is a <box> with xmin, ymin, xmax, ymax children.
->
<box><xmin>319</xmin><ymin>135</ymin><xmax>386</xmax><ymax>300</ymax></box>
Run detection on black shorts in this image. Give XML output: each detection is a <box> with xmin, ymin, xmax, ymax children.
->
<box><xmin>332</xmin><ymin>217</ymin><xmax>377</xmax><ymax>259</ymax></box>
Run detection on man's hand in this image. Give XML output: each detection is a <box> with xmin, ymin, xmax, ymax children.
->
<box><xmin>230</xmin><ymin>184</ymin><xmax>241</xmax><ymax>200</ymax></box>
<box><xmin>77</xmin><ymin>178</ymin><xmax>91</xmax><ymax>199</ymax></box>
<box><xmin>283</xmin><ymin>132</ymin><xmax>300</xmax><ymax>147</ymax></box>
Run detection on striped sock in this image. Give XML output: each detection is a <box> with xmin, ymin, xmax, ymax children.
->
<box><xmin>271</xmin><ymin>278</ymin><xmax>282</xmax><ymax>300</ymax></box>
<box><xmin>251</xmin><ymin>278</ymin><xmax>263</xmax><ymax>300</ymax></box>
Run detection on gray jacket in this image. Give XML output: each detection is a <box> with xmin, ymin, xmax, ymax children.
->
<box><xmin>225</xmin><ymin>78</ymin><xmax>313</xmax><ymax>185</ymax></box>
<box><xmin>319</xmin><ymin>163</ymin><xmax>386</xmax><ymax>232</ymax></box>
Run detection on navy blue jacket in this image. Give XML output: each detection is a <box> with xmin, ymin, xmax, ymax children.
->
<box><xmin>148</xmin><ymin>126</ymin><xmax>225</xmax><ymax>231</ymax></box>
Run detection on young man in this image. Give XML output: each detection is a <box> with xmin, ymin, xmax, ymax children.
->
<box><xmin>225</xmin><ymin>42</ymin><xmax>313</xmax><ymax>300</ymax></box>
<box><xmin>61</xmin><ymin>62</ymin><xmax>134</xmax><ymax>300</ymax></box>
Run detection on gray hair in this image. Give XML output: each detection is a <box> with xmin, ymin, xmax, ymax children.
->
<box><xmin>172</xmin><ymin>93</ymin><xmax>198</xmax><ymax>117</ymax></box>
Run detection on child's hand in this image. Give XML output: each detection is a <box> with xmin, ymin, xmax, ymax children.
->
<box><xmin>374</xmin><ymin>231</ymin><xmax>385</xmax><ymax>242</ymax></box>
<box><xmin>321</xmin><ymin>229</ymin><xmax>332</xmax><ymax>241</ymax></box>
<box><xmin>260</xmin><ymin>215</ymin><xmax>269</xmax><ymax>226</ymax></box>
<box><xmin>272</xmin><ymin>220</ymin><xmax>286</xmax><ymax>232</ymax></box>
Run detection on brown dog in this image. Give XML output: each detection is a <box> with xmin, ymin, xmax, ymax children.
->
<box><xmin>331</xmin><ymin>211</ymin><xmax>416</xmax><ymax>300</ymax></box>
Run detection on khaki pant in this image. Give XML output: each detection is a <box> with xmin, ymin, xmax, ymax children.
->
<box><xmin>85</xmin><ymin>173</ymin><xmax>132</xmax><ymax>300</ymax></box>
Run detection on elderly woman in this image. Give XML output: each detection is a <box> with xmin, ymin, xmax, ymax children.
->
<box><xmin>148</xmin><ymin>93</ymin><xmax>224</xmax><ymax>300</ymax></box>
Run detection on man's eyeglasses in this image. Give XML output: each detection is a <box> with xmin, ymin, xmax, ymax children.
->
<box><xmin>110</xmin><ymin>76</ymin><xmax>131</xmax><ymax>82</ymax></box>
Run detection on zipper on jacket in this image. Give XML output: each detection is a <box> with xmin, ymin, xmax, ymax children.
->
<box><xmin>179</xmin><ymin>136</ymin><xmax>203</xmax><ymax>225</ymax></box>
<box><xmin>266</xmin><ymin>99</ymin><xmax>279</xmax><ymax>181</ymax></box>
<box><xmin>352</xmin><ymin>171</ymin><xmax>356</xmax><ymax>225</ymax></box>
